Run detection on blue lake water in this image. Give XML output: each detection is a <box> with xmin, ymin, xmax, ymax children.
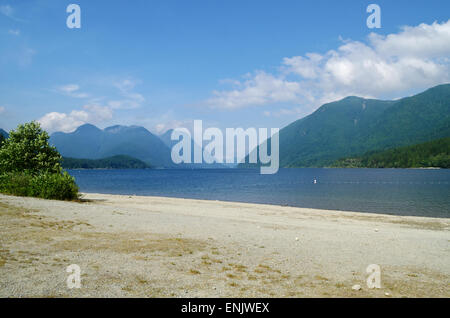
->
<box><xmin>67</xmin><ymin>168</ymin><xmax>450</xmax><ymax>218</ymax></box>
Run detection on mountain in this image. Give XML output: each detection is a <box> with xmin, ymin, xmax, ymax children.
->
<box><xmin>240</xmin><ymin>83</ymin><xmax>450</xmax><ymax>167</ymax></box>
<box><xmin>159</xmin><ymin>129</ymin><xmax>176</xmax><ymax>149</ymax></box>
<box><xmin>333</xmin><ymin>137</ymin><xmax>450</xmax><ymax>168</ymax></box>
<box><xmin>50</xmin><ymin>124</ymin><xmax>174</xmax><ymax>168</ymax></box>
<box><xmin>61</xmin><ymin>155</ymin><xmax>151</xmax><ymax>169</ymax></box>
<box><xmin>0</xmin><ymin>129</ymin><xmax>8</xmax><ymax>138</ymax></box>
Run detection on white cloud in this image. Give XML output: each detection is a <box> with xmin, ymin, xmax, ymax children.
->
<box><xmin>370</xmin><ymin>21</ymin><xmax>450</xmax><ymax>58</ymax></box>
<box><xmin>155</xmin><ymin>123</ymin><xmax>166</xmax><ymax>134</ymax></box>
<box><xmin>262</xmin><ymin>108</ymin><xmax>304</xmax><ymax>118</ymax></box>
<box><xmin>109</xmin><ymin>78</ymin><xmax>145</xmax><ymax>109</ymax></box>
<box><xmin>55</xmin><ymin>79</ymin><xmax>144</xmax><ymax>109</ymax></box>
<box><xmin>283</xmin><ymin>53</ymin><xmax>323</xmax><ymax>79</ymax></box>
<box><xmin>107</xmin><ymin>97</ymin><xmax>142</xmax><ymax>110</ymax></box>
<box><xmin>114</xmin><ymin>78</ymin><xmax>137</xmax><ymax>92</ymax></box>
<box><xmin>129</xmin><ymin>110</ymin><xmax>194</xmax><ymax>135</ymax></box>
<box><xmin>154</xmin><ymin>119</ymin><xmax>193</xmax><ymax>134</ymax></box>
<box><xmin>207</xmin><ymin>71</ymin><xmax>302</xmax><ymax>109</ymax></box>
<box><xmin>206</xmin><ymin>20</ymin><xmax>450</xmax><ymax>112</ymax></box>
<box><xmin>57</xmin><ymin>84</ymin><xmax>89</xmax><ymax>98</ymax></box>
<box><xmin>41</xmin><ymin>77</ymin><xmax>146</xmax><ymax>132</ymax></box>
<box><xmin>38</xmin><ymin>104</ymin><xmax>113</xmax><ymax>133</ymax></box>
<box><xmin>0</xmin><ymin>106</ymin><xmax>5</xmax><ymax>114</ymax></box>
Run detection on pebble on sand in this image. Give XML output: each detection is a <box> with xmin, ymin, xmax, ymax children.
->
<box><xmin>352</xmin><ymin>284</ymin><xmax>362</xmax><ymax>291</ymax></box>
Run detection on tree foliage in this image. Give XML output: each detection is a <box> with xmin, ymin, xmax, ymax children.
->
<box><xmin>0</xmin><ymin>121</ymin><xmax>61</xmax><ymax>174</ymax></box>
<box><xmin>333</xmin><ymin>137</ymin><xmax>450</xmax><ymax>168</ymax></box>
<box><xmin>61</xmin><ymin>155</ymin><xmax>151</xmax><ymax>169</ymax></box>
<box><xmin>0</xmin><ymin>122</ymin><xmax>79</xmax><ymax>200</ymax></box>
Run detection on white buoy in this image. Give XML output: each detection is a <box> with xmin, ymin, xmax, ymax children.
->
<box><xmin>313</xmin><ymin>179</ymin><xmax>317</xmax><ymax>184</ymax></box>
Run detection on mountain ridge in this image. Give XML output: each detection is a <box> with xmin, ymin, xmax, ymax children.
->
<box><xmin>50</xmin><ymin>124</ymin><xmax>174</xmax><ymax>168</ymax></box>
<box><xmin>240</xmin><ymin>83</ymin><xmax>450</xmax><ymax>168</ymax></box>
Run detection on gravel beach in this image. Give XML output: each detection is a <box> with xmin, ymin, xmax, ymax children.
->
<box><xmin>0</xmin><ymin>193</ymin><xmax>449</xmax><ymax>297</ymax></box>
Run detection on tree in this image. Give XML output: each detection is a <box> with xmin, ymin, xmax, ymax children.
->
<box><xmin>0</xmin><ymin>121</ymin><xmax>61</xmax><ymax>174</ymax></box>
<box><xmin>0</xmin><ymin>134</ymin><xmax>5</xmax><ymax>148</ymax></box>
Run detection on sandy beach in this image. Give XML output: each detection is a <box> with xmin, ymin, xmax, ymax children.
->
<box><xmin>0</xmin><ymin>192</ymin><xmax>449</xmax><ymax>298</ymax></box>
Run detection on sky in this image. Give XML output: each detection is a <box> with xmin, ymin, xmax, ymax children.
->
<box><xmin>0</xmin><ymin>0</ymin><xmax>449</xmax><ymax>134</ymax></box>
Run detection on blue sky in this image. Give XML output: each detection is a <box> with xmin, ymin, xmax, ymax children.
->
<box><xmin>0</xmin><ymin>0</ymin><xmax>449</xmax><ymax>134</ymax></box>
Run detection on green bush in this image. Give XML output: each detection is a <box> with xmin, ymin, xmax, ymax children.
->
<box><xmin>0</xmin><ymin>122</ymin><xmax>79</xmax><ymax>201</ymax></box>
<box><xmin>0</xmin><ymin>171</ymin><xmax>79</xmax><ymax>200</ymax></box>
<box><xmin>0</xmin><ymin>172</ymin><xmax>32</xmax><ymax>197</ymax></box>
<box><xmin>0</xmin><ymin>121</ymin><xmax>61</xmax><ymax>175</ymax></box>
<box><xmin>29</xmin><ymin>172</ymin><xmax>79</xmax><ymax>200</ymax></box>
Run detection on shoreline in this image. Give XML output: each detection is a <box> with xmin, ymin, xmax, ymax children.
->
<box><xmin>1</xmin><ymin>192</ymin><xmax>449</xmax><ymax>297</ymax></box>
<box><xmin>79</xmin><ymin>192</ymin><xmax>450</xmax><ymax>231</ymax></box>
<box><xmin>78</xmin><ymin>191</ymin><xmax>449</xmax><ymax>220</ymax></box>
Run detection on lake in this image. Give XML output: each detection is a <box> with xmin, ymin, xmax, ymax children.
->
<box><xmin>68</xmin><ymin>168</ymin><xmax>450</xmax><ymax>218</ymax></box>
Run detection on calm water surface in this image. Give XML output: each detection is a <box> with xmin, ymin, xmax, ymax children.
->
<box><xmin>68</xmin><ymin>168</ymin><xmax>450</xmax><ymax>218</ymax></box>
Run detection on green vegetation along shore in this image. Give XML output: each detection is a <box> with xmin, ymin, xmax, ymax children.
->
<box><xmin>62</xmin><ymin>155</ymin><xmax>151</xmax><ymax>169</ymax></box>
<box><xmin>0</xmin><ymin>122</ymin><xmax>79</xmax><ymax>200</ymax></box>
<box><xmin>333</xmin><ymin>137</ymin><xmax>450</xmax><ymax>168</ymax></box>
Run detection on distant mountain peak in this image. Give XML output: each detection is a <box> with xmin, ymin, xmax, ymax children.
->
<box><xmin>75</xmin><ymin>123</ymin><xmax>101</xmax><ymax>133</ymax></box>
<box><xmin>159</xmin><ymin>128</ymin><xmax>174</xmax><ymax>137</ymax></box>
<box><xmin>341</xmin><ymin>96</ymin><xmax>366</xmax><ymax>101</ymax></box>
<box><xmin>104</xmin><ymin>124</ymin><xmax>149</xmax><ymax>134</ymax></box>
<box><xmin>104</xmin><ymin>125</ymin><xmax>126</xmax><ymax>133</ymax></box>
<box><xmin>50</xmin><ymin>123</ymin><xmax>174</xmax><ymax>168</ymax></box>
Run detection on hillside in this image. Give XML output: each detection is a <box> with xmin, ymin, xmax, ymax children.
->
<box><xmin>50</xmin><ymin>124</ymin><xmax>174</xmax><ymax>168</ymax></box>
<box><xmin>61</xmin><ymin>155</ymin><xmax>151</xmax><ymax>169</ymax></box>
<box><xmin>333</xmin><ymin>137</ymin><xmax>450</xmax><ymax>169</ymax></box>
<box><xmin>240</xmin><ymin>84</ymin><xmax>450</xmax><ymax>167</ymax></box>
<box><xmin>0</xmin><ymin>129</ymin><xmax>8</xmax><ymax>138</ymax></box>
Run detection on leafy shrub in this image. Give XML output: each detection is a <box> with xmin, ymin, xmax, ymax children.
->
<box><xmin>0</xmin><ymin>122</ymin><xmax>79</xmax><ymax>201</ymax></box>
<box><xmin>0</xmin><ymin>171</ymin><xmax>79</xmax><ymax>200</ymax></box>
<box><xmin>28</xmin><ymin>172</ymin><xmax>79</xmax><ymax>200</ymax></box>
<box><xmin>0</xmin><ymin>121</ymin><xmax>61</xmax><ymax>175</ymax></box>
<box><xmin>0</xmin><ymin>172</ymin><xmax>32</xmax><ymax>197</ymax></box>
